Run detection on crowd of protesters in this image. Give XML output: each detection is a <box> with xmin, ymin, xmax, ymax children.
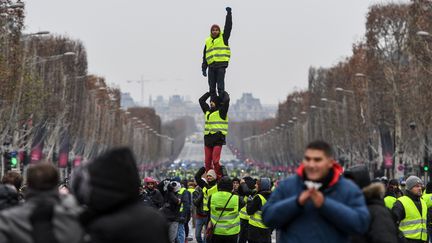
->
<box><xmin>0</xmin><ymin>141</ymin><xmax>430</xmax><ymax>243</ymax></box>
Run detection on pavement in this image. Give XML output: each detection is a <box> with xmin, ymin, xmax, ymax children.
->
<box><xmin>176</xmin><ymin>140</ymin><xmax>237</xmax><ymax>163</ymax></box>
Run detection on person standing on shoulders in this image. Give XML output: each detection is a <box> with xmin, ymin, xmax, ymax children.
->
<box><xmin>202</xmin><ymin>7</ymin><xmax>232</xmax><ymax>99</ymax></box>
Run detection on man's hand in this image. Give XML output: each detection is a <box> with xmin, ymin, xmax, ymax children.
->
<box><xmin>298</xmin><ymin>190</ymin><xmax>311</xmax><ymax>206</ymax></box>
<box><xmin>226</xmin><ymin>7</ymin><xmax>232</xmax><ymax>13</ymax></box>
<box><xmin>310</xmin><ymin>189</ymin><xmax>325</xmax><ymax>208</ymax></box>
<box><xmin>202</xmin><ymin>69</ymin><xmax>207</xmax><ymax>77</ymax></box>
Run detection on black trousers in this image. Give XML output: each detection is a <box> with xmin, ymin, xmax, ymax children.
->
<box><xmin>208</xmin><ymin>67</ymin><xmax>226</xmax><ymax>98</ymax></box>
<box><xmin>212</xmin><ymin>234</ymin><xmax>238</xmax><ymax>243</ymax></box>
<box><xmin>238</xmin><ymin>218</ymin><xmax>249</xmax><ymax>243</ymax></box>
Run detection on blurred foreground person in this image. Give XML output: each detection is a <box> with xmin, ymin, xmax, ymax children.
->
<box><xmin>392</xmin><ymin>176</ymin><xmax>428</xmax><ymax>243</ymax></box>
<box><xmin>0</xmin><ymin>163</ymin><xmax>83</xmax><ymax>243</ymax></box>
<box><xmin>0</xmin><ymin>171</ymin><xmax>23</xmax><ymax>210</ymax></box>
<box><xmin>72</xmin><ymin>147</ymin><xmax>169</xmax><ymax>243</ymax></box>
<box><xmin>344</xmin><ymin>165</ymin><xmax>399</xmax><ymax>243</ymax></box>
<box><xmin>262</xmin><ymin>141</ymin><xmax>370</xmax><ymax>243</ymax></box>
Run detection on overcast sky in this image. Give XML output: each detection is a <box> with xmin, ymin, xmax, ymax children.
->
<box><xmin>24</xmin><ymin>0</ymin><xmax>403</xmax><ymax>105</ymax></box>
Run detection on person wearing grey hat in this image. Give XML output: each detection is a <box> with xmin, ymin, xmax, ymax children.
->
<box><xmin>392</xmin><ymin>176</ymin><xmax>427</xmax><ymax>243</ymax></box>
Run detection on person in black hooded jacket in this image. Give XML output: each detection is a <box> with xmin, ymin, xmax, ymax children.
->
<box><xmin>344</xmin><ymin>164</ymin><xmax>400</xmax><ymax>243</ymax></box>
<box><xmin>71</xmin><ymin>147</ymin><xmax>169</xmax><ymax>243</ymax></box>
<box><xmin>247</xmin><ymin>178</ymin><xmax>272</xmax><ymax>243</ymax></box>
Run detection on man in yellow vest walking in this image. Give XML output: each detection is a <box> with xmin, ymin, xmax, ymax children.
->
<box><xmin>199</xmin><ymin>91</ymin><xmax>230</xmax><ymax>179</ymax></box>
<box><xmin>392</xmin><ymin>176</ymin><xmax>428</xmax><ymax>243</ymax></box>
<box><xmin>202</xmin><ymin>7</ymin><xmax>232</xmax><ymax>99</ymax></box>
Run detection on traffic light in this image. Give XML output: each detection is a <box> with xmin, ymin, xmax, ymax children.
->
<box><xmin>424</xmin><ymin>163</ymin><xmax>429</xmax><ymax>172</ymax></box>
<box><xmin>9</xmin><ymin>151</ymin><xmax>17</xmax><ymax>168</ymax></box>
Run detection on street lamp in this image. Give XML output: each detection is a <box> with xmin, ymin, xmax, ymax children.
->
<box><xmin>417</xmin><ymin>31</ymin><xmax>431</xmax><ymax>38</ymax></box>
<box><xmin>8</xmin><ymin>2</ymin><xmax>24</xmax><ymax>8</ymax></box>
<box><xmin>22</xmin><ymin>31</ymin><xmax>50</xmax><ymax>37</ymax></box>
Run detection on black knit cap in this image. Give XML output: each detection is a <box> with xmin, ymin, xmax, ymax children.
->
<box><xmin>87</xmin><ymin>147</ymin><xmax>141</xmax><ymax>212</ymax></box>
<box><xmin>218</xmin><ymin>176</ymin><xmax>233</xmax><ymax>192</ymax></box>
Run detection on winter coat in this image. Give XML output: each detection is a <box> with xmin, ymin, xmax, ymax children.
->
<box><xmin>192</xmin><ymin>186</ymin><xmax>207</xmax><ymax>217</ymax></box>
<box><xmin>0</xmin><ymin>189</ymin><xmax>83</xmax><ymax>243</ymax></box>
<box><xmin>74</xmin><ymin>147</ymin><xmax>169</xmax><ymax>243</ymax></box>
<box><xmin>247</xmin><ymin>190</ymin><xmax>272</xmax><ymax>243</ymax></box>
<box><xmin>139</xmin><ymin>188</ymin><xmax>164</xmax><ymax>209</ymax></box>
<box><xmin>161</xmin><ymin>190</ymin><xmax>181</xmax><ymax>222</ymax></box>
<box><xmin>199</xmin><ymin>92</ymin><xmax>230</xmax><ymax>147</ymax></box>
<box><xmin>0</xmin><ymin>184</ymin><xmax>19</xmax><ymax>210</ymax></box>
<box><xmin>350</xmin><ymin>183</ymin><xmax>399</xmax><ymax>243</ymax></box>
<box><xmin>179</xmin><ymin>188</ymin><xmax>191</xmax><ymax>223</ymax></box>
<box><xmin>262</xmin><ymin>163</ymin><xmax>370</xmax><ymax>243</ymax></box>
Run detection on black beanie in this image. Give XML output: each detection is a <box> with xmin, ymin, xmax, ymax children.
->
<box><xmin>243</xmin><ymin>176</ymin><xmax>256</xmax><ymax>190</ymax></box>
<box><xmin>87</xmin><ymin>147</ymin><xmax>141</xmax><ymax>212</ymax></box>
<box><xmin>218</xmin><ymin>176</ymin><xmax>233</xmax><ymax>192</ymax></box>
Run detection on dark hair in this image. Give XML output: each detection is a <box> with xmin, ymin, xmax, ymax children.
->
<box><xmin>426</xmin><ymin>181</ymin><xmax>432</xmax><ymax>194</ymax></box>
<box><xmin>2</xmin><ymin>171</ymin><xmax>23</xmax><ymax>191</ymax></box>
<box><xmin>232</xmin><ymin>177</ymin><xmax>240</xmax><ymax>183</ymax></box>
<box><xmin>305</xmin><ymin>140</ymin><xmax>334</xmax><ymax>157</ymax></box>
<box><xmin>27</xmin><ymin>163</ymin><xmax>59</xmax><ymax>191</ymax></box>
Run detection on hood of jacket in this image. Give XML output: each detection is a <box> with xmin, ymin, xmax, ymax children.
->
<box><xmin>362</xmin><ymin>183</ymin><xmax>385</xmax><ymax>204</ymax></box>
<box><xmin>343</xmin><ymin>164</ymin><xmax>371</xmax><ymax>189</ymax></box>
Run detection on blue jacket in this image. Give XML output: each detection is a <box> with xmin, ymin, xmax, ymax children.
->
<box><xmin>263</xmin><ymin>165</ymin><xmax>370</xmax><ymax>243</ymax></box>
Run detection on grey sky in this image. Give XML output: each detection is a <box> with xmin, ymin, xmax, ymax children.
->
<box><xmin>25</xmin><ymin>0</ymin><xmax>399</xmax><ymax>105</ymax></box>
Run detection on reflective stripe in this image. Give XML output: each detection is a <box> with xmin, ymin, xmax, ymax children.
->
<box><xmin>205</xmin><ymin>121</ymin><xmax>229</xmax><ymax>125</ymax></box>
<box><xmin>215</xmin><ymin>222</ymin><xmax>241</xmax><ymax>229</ymax></box>
<box><xmin>401</xmin><ymin>228</ymin><xmax>427</xmax><ymax>235</ymax></box>
<box><xmin>250</xmin><ymin>215</ymin><xmax>263</xmax><ymax>222</ymax></box>
<box><xmin>206</xmin><ymin>47</ymin><xmax>231</xmax><ymax>54</ymax></box>
<box><xmin>400</xmin><ymin>219</ymin><xmax>425</xmax><ymax>227</ymax></box>
<box><xmin>211</xmin><ymin>214</ymin><xmax>238</xmax><ymax>221</ymax></box>
<box><xmin>206</xmin><ymin>54</ymin><xmax>231</xmax><ymax>61</ymax></box>
<box><xmin>205</xmin><ymin>129</ymin><xmax>228</xmax><ymax>132</ymax></box>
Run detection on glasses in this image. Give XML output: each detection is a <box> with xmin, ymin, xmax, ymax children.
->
<box><xmin>304</xmin><ymin>156</ymin><xmax>323</xmax><ymax>162</ymax></box>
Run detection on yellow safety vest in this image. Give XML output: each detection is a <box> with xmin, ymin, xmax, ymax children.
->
<box><xmin>205</xmin><ymin>33</ymin><xmax>231</xmax><ymax>65</ymax></box>
<box><xmin>249</xmin><ymin>194</ymin><xmax>268</xmax><ymax>229</ymax></box>
<box><xmin>210</xmin><ymin>191</ymin><xmax>240</xmax><ymax>235</ymax></box>
<box><xmin>204</xmin><ymin>110</ymin><xmax>229</xmax><ymax>136</ymax></box>
<box><xmin>384</xmin><ymin>195</ymin><xmax>397</xmax><ymax>209</ymax></box>
<box><xmin>398</xmin><ymin>196</ymin><xmax>428</xmax><ymax>241</ymax></box>
<box><xmin>203</xmin><ymin>185</ymin><xmax>218</xmax><ymax>212</ymax></box>
<box><xmin>179</xmin><ymin>188</ymin><xmax>186</xmax><ymax>213</ymax></box>
<box><xmin>422</xmin><ymin>192</ymin><xmax>432</xmax><ymax>208</ymax></box>
<box><xmin>239</xmin><ymin>196</ymin><xmax>250</xmax><ymax>220</ymax></box>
